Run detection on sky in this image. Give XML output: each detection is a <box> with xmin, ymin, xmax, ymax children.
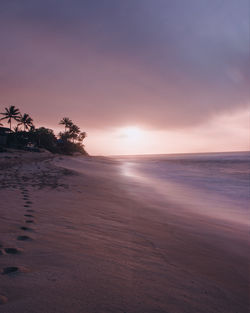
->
<box><xmin>0</xmin><ymin>0</ymin><xmax>249</xmax><ymax>155</ymax></box>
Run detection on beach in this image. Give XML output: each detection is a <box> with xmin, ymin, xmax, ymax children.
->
<box><xmin>0</xmin><ymin>152</ymin><xmax>249</xmax><ymax>313</ymax></box>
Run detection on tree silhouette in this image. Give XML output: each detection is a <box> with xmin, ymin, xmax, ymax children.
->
<box><xmin>18</xmin><ymin>113</ymin><xmax>34</xmax><ymax>131</ymax></box>
<box><xmin>69</xmin><ymin>124</ymin><xmax>80</xmax><ymax>142</ymax></box>
<box><xmin>34</xmin><ymin>127</ymin><xmax>57</xmax><ymax>150</ymax></box>
<box><xmin>0</xmin><ymin>105</ymin><xmax>20</xmax><ymax>130</ymax></box>
<box><xmin>59</xmin><ymin>117</ymin><xmax>73</xmax><ymax>132</ymax></box>
<box><xmin>0</xmin><ymin>107</ymin><xmax>88</xmax><ymax>155</ymax></box>
<box><xmin>58</xmin><ymin>131</ymin><xmax>71</xmax><ymax>142</ymax></box>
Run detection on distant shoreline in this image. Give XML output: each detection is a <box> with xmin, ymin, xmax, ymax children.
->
<box><xmin>107</xmin><ymin>150</ymin><xmax>250</xmax><ymax>158</ymax></box>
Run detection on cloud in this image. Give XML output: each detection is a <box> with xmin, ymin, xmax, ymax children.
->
<box><xmin>0</xmin><ymin>0</ymin><xmax>249</xmax><ymax>130</ymax></box>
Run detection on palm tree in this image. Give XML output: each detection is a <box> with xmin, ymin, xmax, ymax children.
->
<box><xmin>69</xmin><ymin>124</ymin><xmax>80</xmax><ymax>134</ymax></box>
<box><xmin>18</xmin><ymin>113</ymin><xmax>34</xmax><ymax>131</ymax></box>
<box><xmin>69</xmin><ymin>124</ymin><xmax>80</xmax><ymax>142</ymax></box>
<box><xmin>59</xmin><ymin>117</ymin><xmax>73</xmax><ymax>131</ymax></box>
<box><xmin>0</xmin><ymin>105</ymin><xmax>20</xmax><ymax>130</ymax></box>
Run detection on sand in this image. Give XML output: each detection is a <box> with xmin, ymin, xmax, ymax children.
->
<box><xmin>0</xmin><ymin>152</ymin><xmax>249</xmax><ymax>313</ymax></box>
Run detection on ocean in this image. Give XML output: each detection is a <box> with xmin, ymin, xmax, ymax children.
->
<box><xmin>116</xmin><ymin>151</ymin><xmax>250</xmax><ymax>225</ymax></box>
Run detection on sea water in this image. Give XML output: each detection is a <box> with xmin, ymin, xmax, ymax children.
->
<box><xmin>117</xmin><ymin>152</ymin><xmax>250</xmax><ymax>225</ymax></box>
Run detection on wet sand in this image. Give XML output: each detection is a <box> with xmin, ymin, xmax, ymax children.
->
<box><xmin>0</xmin><ymin>153</ymin><xmax>249</xmax><ymax>313</ymax></box>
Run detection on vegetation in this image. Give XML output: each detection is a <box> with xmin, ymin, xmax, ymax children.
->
<box><xmin>0</xmin><ymin>105</ymin><xmax>88</xmax><ymax>155</ymax></box>
<box><xmin>59</xmin><ymin>117</ymin><xmax>73</xmax><ymax>131</ymax></box>
<box><xmin>0</xmin><ymin>105</ymin><xmax>20</xmax><ymax>130</ymax></box>
<box><xmin>18</xmin><ymin>113</ymin><xmax>34</xmax><ymax>131</ymax></box>
<box><xmin>58</xmin><ymin>117</ymin><xmax>87</xmax><ymax>154</ymax></box>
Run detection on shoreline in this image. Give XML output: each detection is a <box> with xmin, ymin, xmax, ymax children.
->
<box><xmin>0</xmin><ymin>152</ymin><xmax>249</xmax><ymax>312</ymax></box>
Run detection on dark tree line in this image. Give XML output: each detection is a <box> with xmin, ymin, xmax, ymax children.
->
<box><xmin>0</xmin><ymin>105</ymin><xmax>87</xmax><ymax>155</ymax></box>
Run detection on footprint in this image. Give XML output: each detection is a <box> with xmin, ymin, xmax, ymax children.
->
<box><xmin>26</xmin><ymin>209</ymin><xmax>35</xmax><ymax>212</ymax></box>
<box><xmin>0</xmin><ymin>295</ymin><xmax>8</xmax><ymax>305</ymax></box>
<box><xmin>24</xmin><ymin>214</ymin><xmax>34</xmax><ymax>218</ymax></box>
<box><xmin>4</xmin><ymin>248</ymin><xmax>22</xmax><ymax>255</ymax></box>
<box><xmin>1</xmin><ymin>266</ymin><xmax>29</xmax><ymax>275</ymax></box>
<box><xmin>20</xmin><ymin>226</ymin><xmax>33</xmax><ymax>231</ymax></box>
<box><xmin>17</xmin><ymin>235</ymin><xmax>32</xmax><ymax>241</ymax></box>
<box><xmin>1</xmin><ymin>266</ymin><xmax>19</xmax><ymax>275</ymax></box>
<box><xmin>24</xmin><ymin>205</ymin><xmax>30</xmax><ymax>208</ymax></box>
<box><xmin>26</xmin><ymin>201</ymin><xmax>32</xmax><ymax>204</ymax></box>
<box><xmin>25</xmin><ymin>220</ymin><xmax>34</xmax><ymax>224</ymax></box>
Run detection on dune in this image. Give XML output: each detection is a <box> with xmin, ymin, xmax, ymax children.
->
<box><xmin>0</xmin><ymin>152</ymin><xmax>249</xmax><ymax>313</ymax></box>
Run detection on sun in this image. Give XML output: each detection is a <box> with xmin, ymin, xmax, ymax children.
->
<box><xmin>120</xmin><ymin>126</ymin><xmax>142</xmax><ymax>139</ymax></box>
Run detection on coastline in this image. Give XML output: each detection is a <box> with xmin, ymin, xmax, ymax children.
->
<box><xmin>0</xmin><ymin>152</ymin><xmax>249</xmax><ymax>312</ymax></box>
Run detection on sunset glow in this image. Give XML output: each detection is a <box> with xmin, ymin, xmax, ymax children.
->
<box><xmin>0</xmin><ymin>0</ymin><xmax>249</xmax><ymax>155</ymax></box>
<box><xmin>119</xmin><ymin>126</ymin><xmax>143</xmax><ymax>139</ymax></box>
